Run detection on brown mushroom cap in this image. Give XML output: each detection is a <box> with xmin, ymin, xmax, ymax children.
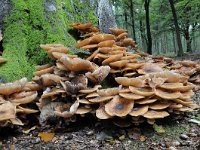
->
<box><xmin>17</xmin><ymin>106</ymin><xmax>39</xmax><ymax>114</ymax></box>
<box><xmin>155</xmin><ymin>89</ymin><xmax>181</xmax><ymax>100</ymax></box>
<box><xmin>88</xmin><ymin>96</ymin><xmax>113</xmax><ymax>103</ymax></box>
<box><xmin>97</xmin><ymin>87</ymin><xmax>119</xmax><ymax>97</ymax></box>
<box><xmin>179</xmin><ymin>90</ymin><xmax>194</xmax><ymax>100</ymax></box>
<box><xmin>0</xmin><ymin>101</ymin><xmax>16</xmax><ymax>121</ymax></box>
<box><xmin>143</xmin><ymin>110</ymin><xmax>169</xmax><ymax>119</ymax></box>
<box><xmin>102</xmin><ymin>54</ymin><xmax>123</xmax><ymax>65</ymax></box>
<box><xmin>119</xmin><ymin>93</ymin><xmax>145</xmax><ymax>100</ymax></box>
<box><xmin>11</xmin><ymin>92</ymin><xmax>38</xmax><ymax>105</ymax></box>
<box><xmin>86</xmin><ymin>66</ymin><xmax>110</xmax><ymax>83</ymax></box>
<box><xmin>126</xmin><ymin>63</ymin><xmax>144</xmax><ymax>70</ymax></box>
<box><xmin>35</xmin><ymin>64</ymin><xmax>53</xmax><ymax>71</ymax></box>
<box><xmin>75</xmin><ymin>107</ymin><xmax>92</xmax><ymax>114</ymax></box>
<box><xmin>129</xmin><ymin>105</ymin><xmax>149</xmax><ymax>117</ymax></box>
<box><xmin>97</xmin><ymin>40</ymin><xmax>115</xmax><ymax>47</ymax></box>
<box><xmin>105</xmin><ymin>95</ymin><xmax>134</xmax><ymax>117</ymax></box>
<box><xmin>115</xmin><ymin>77</ymin><xmax>145</xmax><ymax>87</ymax></box>
<box><xmin>109</xmin><ymin>60</ymin><xmax>129</xmax><ymax>68</ymax></box>
<box><xmin>40</xmin><ymin>44</ymin><xmax>64</xmax><ymax>51</ymax></box>
<box><xmin>135</xmin><ymin>99</ymin><xmax>157</xmax><ymax>104</ymax></box>
<box><xmin>79</xmin><ymin>85</ymin><xmax>102</xmax><ymax>94</ymax></box>
<box><xmin>96</xmin><ymin>105</ymin><xmax>112</xmax><ymax>119</ymax></box>
<box><xmin>33</xmin><ymin>66</ymin><xmax>54</xmax><ymax>76</ymax></box>
<box><xmin>0</xmin><ymin>78</ymin><xmax>27</xmax><ymax>95</ymax></box>
<box><xmin>149</xmin><ymin>102</ymin><xmax>171</xmax><ymax>110</ymax></box>
<box><xmin>60</xmin><ymin>55</ymin><xmax>94</xmax><ymax>72</ymax></box>
<box><xmin>0</xmin><ymin>57</ymin><xmax>7</xmax><ymax>64</ymax></box>
<box><xmin>159</xmin><ymin>83</ymin><xmax>194</xmax><ymax>92</ymax></box>
<box><xmin>137</xmin><ymin>63</ymin><xmax>163</xmax><ymax>74</ymax></box>
<box><xmin>109</xmin><ymin>28</ymin><xmax>127</xmax><ymax>36</ymax></box>
<box><xmin>129</xmin><ymin>86</ymin><xmax>154</xmax><ymax>96</ymax></box>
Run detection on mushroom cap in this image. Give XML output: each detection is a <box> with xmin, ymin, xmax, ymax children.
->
<box><xmin>97</xmin><ymin>40</ymin><xmax>115</xmax><ymax>48</ymax></box>
<box><xmin>69</xmin><ymin>22</ymin><xmax>93</xmax><ymax>30</ymax></box>
<box><xmin>126</xmin><ymin>63</ymin><xmax>144</xmax><ymax>70</ymax></box>
<box><xmin>135</xmin><ymin>99</ymin><xmax>157</xmax><ymax>104</ymax></box>
<box><xmin>0</xmin><ymin>78</ymin><xmax>27</xmax><ymax>95</ymax></box>
<box><xmin>96</xmin><ymin>105</ymin><xmax>112</xmax><ymax>119</ymax></box>
<box><xmin>149</xmin><ymin>71</ymin><xmax>188</xmax><ymax>83</ymax></box>
<box><xmin>98</xmin><ymin>47</ymin><xmax>112</xmax><ymax>54</ymax></box>
<box><xmin>40</xmin><ymin>74</ymin><xmax>62</xmax><ymax>87</ymax></box>
<box><xmin>11</xmin><ymin>92</ymin><xmax>38</xmax><ymax>105</ymax></box>
<box><xmin>85</xmin><ymin>92</ymin><xmax>99</xmax><ymax>98</ymax></box>
<box><xmin>23</xmin><ymin>81</ymin><xmax>42</xmax><ymax>91</ymax></box>
<box><xmin>60</xmin><ymin>55</ymin><xmax>94</xmax><ymax>72</ymax></box>
<box><xmin>86</xmin><ymin>66</ymin><xmax>110</xmax><ymax>83</ymax></box>
<box><xmin>91</xmin><ymin>34</ymin><xmax>115</xmax><ymax>43</ymax></box>
<box><xmin>129</xmin><ymin>105</ymin><xmax>149</xmax><ymax>117</ymax></box>
<box><xmin>143</xmin><ymin>110</ymin><xmax>169</xmax><ymax>119</ymax></box>
<box><xmin>86</xmin><ymin>49</ymin><xmax>100</xmax><ymax>61</ymax></box>
<box><xmin>116</xmin><ymin>32</ymin><xmax>128</xmax><ymax>40</ymax></box>
<box><xmin>149</xmin><ymin>102</ymin><xmax>171</xmax><ymax>110</ymax></box>
<box><xmin>40</xmin><ymin>44</ymin><xmax>64</xmax><ymax>51</ymax></box>
<box><xmin>81</xmin><ymin>44</ymin><xmax>98</xmax><ymax>50</ymax></box>
<box><xmin>105</xmin><ymin>95</ymin><xmax>134</xmax><ymax>117</ymax></box>
<box><xmin>109</xmin><ymin>28</ymin><xmax>127</xmax><ymax>36</ymax></box>
<box><xmin>173</xmin><ymin>99</ymin><xmax>194</xmax><ymax>107</ymax></box>
<box><xmin>179</xmin><ymin>90</ymin><xmax>194</xmax><ymax>100</ymax></box>
<box><xmin>0</xmin><ymin>101</ymin><xmax>16</xmax><ymax>121</ymax></box>
<box><xmin>78</xmin><ymin>99</ymin><xmax>93</xmax><ymax>105</ymax></box>
<box><xmin>155</xmin><ymin>89</ymin><xmax>181</xmax><ymax>100</ymax></box>
<box><xmin>109</xmin><ymin>60</ymin><xmax>129</xmax><ymax>68</ymax></box>
<box><xmin>35</xmin><ymin>64</ymin><xmax>53</xmax><ymax>71</ymax></box>
<box><xmin>102</xmin><ymin>54</ymin><xmax>123</xmax><ymax>65</ymax></box>
<box><xmin>129</xmin><ymin>86</ymin><xmax>154</xmax><ymax>96</ymax></box>
<box><xmin>115</xmin><ymin>77</ymin><xmax>145</xmax><ymax>87</ymax></box>
<box><xmin>75</xmin><ymin>107</ymin><xmax>92</xmax><ymax>114</ymax></box>
<box><xmin>159</xmin><ymin>82</ymin><xmax>194</xmax><ymax>92</ymax></box>
<box><xmin>33</xmin><ymin>66</ymin><xmax>54</xmax><ymax>76</ymax></box>
<box><xmin>97</xmin><ymin>87</ymin><xmax>119</xmax><ymax>97</ymax></box>
<box><xmin>88</xmin><ymin>96</ymin><xmax>113</xmax><ymax>103</ymax></box>
<box><xmin>119</xmin><ymin>93</ymin><xmax>145</xmax><ymax>100</ymax></box>
<box><xmin>41</xmin><ymin>89</ymin><xmax>65</xmax><ymax>99</ymax></box>
<box><xmin>17</xmin><ymin>106</ymin><xmax>39</xmax><ymax>114</ymax></box>
<box><xmin>137</xmin><ymin>63</ymin><xmax>163</xmax><ymax>74</ymax></box>
<box><xmin>169</xmin><ymin>103</ymin><xmax>183</xmax><ymax>109</ymax></box>
<box><xmin>179</xmin><ymin>60</ymin><xmax>197</xmax><ymax>67</ymax></box>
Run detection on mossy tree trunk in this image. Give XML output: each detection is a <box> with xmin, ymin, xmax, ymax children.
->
<box><xmin>0</xmin><ymin>0</ymin><xmax>97</xmax><ymax>82</ymax></box>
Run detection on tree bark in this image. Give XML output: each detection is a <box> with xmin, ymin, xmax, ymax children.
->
<box><xmin>168</xmin><ymin>0</ymin><xmax>183</xmax><ymax>56</ymax></box>
<box><xmin>144</xmin><ymin>0</ymin><xmax>152</xmax><ymax>54</ymax></box>
<box><xmin>139</xmin><ymin>20</ymin><xmax>147</xmax><ymax>52</ymax></box>
<box><xmin>130</xmin><ymin>0</ymin><xmax>136</xmax><ymax>41</ymax></box>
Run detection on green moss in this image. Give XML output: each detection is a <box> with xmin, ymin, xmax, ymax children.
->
<box><xmin>0</xmin><ymin>0</ymin><xmax>97</xmax><ymax>82</ymax></box>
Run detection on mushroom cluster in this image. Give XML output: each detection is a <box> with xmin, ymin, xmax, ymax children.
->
<box><xmin>0</xmin><ymin>22</ymin><xmax>199</xmax><ymax>128</ymax></box>
<box><xmin>0</xmin><ymin>78</ymin><xmax>39</xmax><ymax>126</ymax></box>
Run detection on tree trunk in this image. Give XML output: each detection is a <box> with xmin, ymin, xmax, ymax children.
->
<box><xmin>139</xmin><ymin>20</ymin><xmax>147</xmax><ymax>52</ymax></box>
<box><xmin>168</xmin><ymin>0</ymin><xmax>183</xmax><ymax>56</ymax></box>
<box><xmin>97</xmin><ymin>0</ymin><xmax>117</xmax><ymax>33</ymax></box>
<box><xmin>130</xmin><ymin>0</ymin><xmax>136</xmax><ymax>41</ymax></box>
<box><xmin>183</xmin><ymin>25</ymin><xmax>192</xmax><ymax>53</ymax></box>
<box><xmin>0</xmin><ymin>0</ymin><xmax>98</xmax><ymax>82</ymax></box>
<box><xmin>144</xmin><ymin>0</ymin><xmax>152</xmax><ymax>54</ymax></box>
<box><xmin>172</xmin><ymin>31</ymin><xmax>177</xmax><ymax>54</ymax></box>
<box><xmin>124</xmin><ymin>9</ymin><xmax>128</xmax><ymax>29</ymax></box>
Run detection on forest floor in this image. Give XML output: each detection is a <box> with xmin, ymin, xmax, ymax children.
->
<box><xmin>0</xmin><ymin>55</ymin><xmax>200</xmax><ymax>150</ymax></box>
<box><xmin>0</xmin><ymin>92</ymin><xmax>199</xmax><ymax>150</ymax></box>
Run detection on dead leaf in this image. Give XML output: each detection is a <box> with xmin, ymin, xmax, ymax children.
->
<box><xmin>139</xmin><ymin>135</ymin><xmax>146</xmax><ymax>142</ymax></box>
<box><xmin>22</xmin><ymin>126</ymin><xmax>37</xmax><ymax>134</ymax></box>
<box><xmin>38</xmin><ymin>132</ymin><xmax>55</xmax><ymax>142</ymax></box>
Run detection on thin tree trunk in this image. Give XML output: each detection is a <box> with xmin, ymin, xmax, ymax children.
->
<box><xmin>168</xmin><ymin>0</ymin><xmax>183</xmax><ymax>56</ymax></box>
<box><xmin>124</xmin><ymin>9</ymin><xmax>128</xmax><ymax>29</ymax></box>
<box><xmin>144</xmin><ymin>0</ymin><xmax>152</xmax><ymax>54</ymax></box>
<box><xmin>139</xmin><ymin>20</ymin><xmax>147</xmax><ymax>51</ymax></box>
<box><xmin>130</xmin><ymin>0</ymin><xmax>136</xmax><ymax>41</ymax></box>
<box><xmin>172</xmin><ymin>31</ymin><xmax>177</xmax><ymax>55</ymax></box>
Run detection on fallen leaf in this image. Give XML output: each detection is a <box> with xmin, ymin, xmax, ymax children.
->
<box><xmin>23</xmin><ymin>126</ymin><xmax>37</xmax><ymax>134</ymax></box>
<box><xmin>153</xmin><ymin>124</ymin><xmax>165</xmax><ymax>134</ymax></box>
<box><xmin>139</xmin><ymin>135</ymin><xmax>146</xmax><ymax>142</ymax></box>
<box><xmin>38</xmin><ymin>132</ymin><xmax>55</xmax><ymax>142</ymax></box>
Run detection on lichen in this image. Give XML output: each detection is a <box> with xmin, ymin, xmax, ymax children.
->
<box><xmin>0</xmin><ymin>0</ymin><xmax>97</xmax><ymax>82</ymax></box>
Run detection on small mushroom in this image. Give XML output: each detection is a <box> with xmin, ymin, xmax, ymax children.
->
<box><xmin>129</xmin><ymin>105</ymin><xmax>149</xmax><ymax>117</ymax></box>
<box><xmin>143</xmin><ymin>110</ymin><xmax>169</xmax><ymax>119</ymax></box>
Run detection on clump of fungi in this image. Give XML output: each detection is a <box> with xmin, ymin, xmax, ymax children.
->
<box><xmin>0</xmin><ymin>22</ymin><xmax>199</xmax><ymax>128</ymax></box>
